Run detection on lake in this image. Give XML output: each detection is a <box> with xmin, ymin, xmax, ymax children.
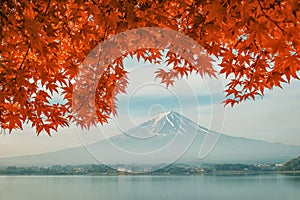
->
<box><xmin>0</xmin><ymin>175</ymin><xmax>299</xmax><ymax>200</ymax></box>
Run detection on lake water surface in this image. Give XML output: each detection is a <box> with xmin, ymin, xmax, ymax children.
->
<box><xmin>0</xmin><ymin>175</ymin><xmax>299</xmax><ymax>200</ymax></box>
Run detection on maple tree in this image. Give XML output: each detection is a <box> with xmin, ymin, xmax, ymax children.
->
<box><xmin>0</xmin><ymin>0</ymin><xmax>299</xmax><ymax>135</ymax></box>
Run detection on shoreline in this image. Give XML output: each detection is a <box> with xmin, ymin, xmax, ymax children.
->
<box><xmin>1</xmin><ymin>170</ymin><xmax>300</xmax><ymax>176</ymax></box>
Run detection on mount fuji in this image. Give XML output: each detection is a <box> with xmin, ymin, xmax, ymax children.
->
<box><xmin>0</xmin><ymin>111</ymin><xmax>299</xmax><ymax>166</ymax></box>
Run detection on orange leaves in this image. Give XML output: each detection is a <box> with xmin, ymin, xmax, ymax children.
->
<box><xmin>35</xmin><ymin>91</ymin><xmax>51</xmax><ymax>103</ymax></box>
<box><xmin>204</xmin><ymin>3</ymin><xmax>226</xmax><ymax>24</ymax></box>
<box><xmin>104</xmin><ymin>11</ymin><xmax>120</xmax><ymax>30</ymax></box>
<box><xmin>155</xmin><ymin>68</ymin><xmax>175</xmax><ymax>88</ymax></box>
<box><xmin>223</xmin><ymin>99</ymin><xmax>239</xmax><ymax>107</ymax></box>
<box><xmin>72</xmin><ymin>57</ymin><xmax>129</xmax><ymax>129</ymax></box>
<box><xmin>64</xmin><ymin>64</ymin><xmax>79</xmax><ymax>80</ymax></box>
<box><xmin>0</xmin><ymin>0</ymin><xmax>300</xmax><ymax>134</ymax></box>
<box><xmin>0</xmin><ymin>103</ymin><xmax>23</xmax><ymax>133</ymax></box>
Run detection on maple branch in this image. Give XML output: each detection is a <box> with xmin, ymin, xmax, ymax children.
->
<box><xmin>1</xmin><ymin>44</ymin><xmax>31</xmax><ymax>88</ymax></box>
<box><xmin>91</xmin><ymin>0</ymin><xmax>98</xmax><ymax>6</ymax></box>
<box><xmin>0</xmin><ymin>10</ymin><xmax>3</xmax><ymax>42</ymax></box>
<box><xmin>257</xmin><ymin>0</ymin><xmax>286</xmax><ymax>35</ymax></box>
<box><xmin>233</xmin><ymin>37</ymin><xmax>243</xmax><ymax>49</ymax></box>
<box><xmin>253</xmin><ymin>40</ymin><xmax>260</xmax><ymax>51</ymax></box>
<box><xmin>16</xmin><ymin>44</ymin><xmax>31</xmax><ymax>75</ymax></box>
<box><xmin>45</xmin><ymin>0</ymin><xmax>51</xmax><ymax>14</ymax></box>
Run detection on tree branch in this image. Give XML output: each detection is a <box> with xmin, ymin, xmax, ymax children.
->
<box><xmin>1</xmin><ymin>44</ymin><xmax>31</xmax><ymax>88</ymax></box>
<box><xmin>257</xmin><ymin>0</ymin><xmax>286</xmax><ymax>35</ymax></box>
<box><xmin>45</xmin><ymin>0</ymin><xmax>51</xmax><ymax>14</ymax></box>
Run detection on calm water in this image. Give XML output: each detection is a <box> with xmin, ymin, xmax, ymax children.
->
<box><xmin>0</xmin><ymin>175</ymin><xmax>300</xmax><ymax>200</ymax></box>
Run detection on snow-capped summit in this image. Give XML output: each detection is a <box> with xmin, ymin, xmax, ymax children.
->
<box><xmin>125</xmin><ymin>111</ymin><xmax>207</xmax><ymax>138</ymax></box>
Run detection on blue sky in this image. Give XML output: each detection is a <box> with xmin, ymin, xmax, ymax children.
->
<box><xmin>0</xmin><ymin>58</ymin><xmax>299</xmax><ymax>158</ymax></box>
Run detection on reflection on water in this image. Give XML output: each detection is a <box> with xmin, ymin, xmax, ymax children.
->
<box><xmin>0</xmin><ymin>175</ymin><xmax>299</xmax><ymax>200</ymax></box>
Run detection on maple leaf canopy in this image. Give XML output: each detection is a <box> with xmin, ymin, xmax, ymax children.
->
<box><xmin>0</xmin><ymin>0</ymin><xmax>299</xmax><ymax>135</ymax></box>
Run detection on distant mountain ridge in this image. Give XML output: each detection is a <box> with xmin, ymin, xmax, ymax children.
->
<box><xmin>0</xmin><ymin>111</ymin><xmax>299</xmax><ymax>166</ymax></box>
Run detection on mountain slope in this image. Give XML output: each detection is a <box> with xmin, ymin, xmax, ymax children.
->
<box><xmin>0</xmin><ymin>111</ymin><xmax>299</xmax><ymax>166</ymax></box>
<box><xmin>281</xmin><ymin>156</ymin><xmax>300</xmax><ymax>171</ymax></box>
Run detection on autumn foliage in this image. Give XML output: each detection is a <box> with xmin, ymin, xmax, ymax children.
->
<box><xmin>0</xmin><ymin>0</ymin><xmax>299</xmax><ymax>135</ymax></box>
